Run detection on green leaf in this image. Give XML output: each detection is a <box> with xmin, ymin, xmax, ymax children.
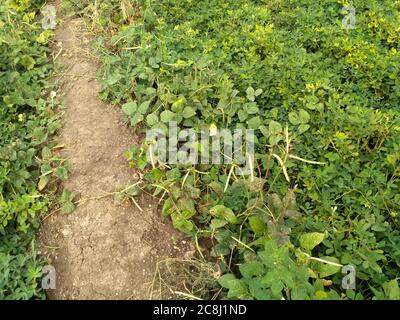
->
<box><xmin>269</xmin><ymin>120</ymin><xmax>282</xmax><ymax>135</ymax></box>
<box><xmin>298</xmin><ymin>109</ymin><xmax>310</xmax><ymax>124</ymax></box>
<box><xmin>313</xmin><ymin>257</ymin><xmax>341</xmax><ymax>278</ymax></box>
<box><xmin>138</xmin><ymin>101</ymin><xmax>151</xmax><ymax>114</ymax></box>
<box><xmin>62</xmin><ymin>201</ymin><xmax>76</xmax><ymax>214</ymax></box>
<box><xmin>210</xmin><ymin>205</ymin><xmax>238</xmax><ymax>224</ymax></box>
<box><xmin>171</xmin><ymin>96</ymin><xmax>186</xmax><ymax>112</ymax></box>
<box><xmin>20</xmin><ymin>55</ymin><xmax>35</xmax><ymax>70</ymax></box>
<box><xmin>182</xmin><ymin>106</ymin><xmax>196</xmax><ymax>119</ymax></box>
<box><xmin>146</xmin><ymin>113</ymin><xmax>159</xmax><ymax>126</ymax></box>
<box><xmin>239</xmin><ymin>261</ymin><xmax>265</xmax><ymax>278</ymax></box>
<box><xmin>38</xmin><ymin>176</ymin><xmax>50</xmax><ymax>191</ymax></box>
<box><xmin>209</xmin><ymin>181</ymin><xmax>224</xmax><ymax>197</ymax></box>
<box><xmin>104</xmin><ymin>73</ymin><xmax>122</xmax><ymax>85</ymax></box>
<box><xmin>227</xmin><ymin>279</ymin><xmax>249</xmax><ymax>299</ymax></box>
<box><xmin>162</xmin><ymin>198</ymin><xmax>175</xmax><ymax>216</ymax></box>
<box><xmin>210</xmin><ymin>218</ymin><xmax>228</xmax><ymax>230</ymax></box>
<box><xmin>171</xmin><ymin>212</ymin><xmax>194</xmax><ymax>234</ymax></box>
<box><xmin>299</xmin><ymin>232</ymin><xmax>325</xmax><ymax>251</ymax></box>
<box><xmin>41</xmin><ymin>147</ymin><xmax>52</xmax><ymax>160</ymax></box>
<box><xmin>218</xmin><ymin>274</ymin><xmax>236</xmax><ymax>288</ymax></box>
<box><xmin>248</xmin><ymin>116</ymin><xmax>262</xmax><ymax>129</ymax></box>
<box><xmin>298</xmin><ymin>124</ymin><xmax>310</xmax><ymax>133</ymax></box>
<box><xmin>246</xmin><ymin>87</ymin><xmax>255</xmax><ymax>101</ymax></box>
<box><xmin>122</xmin><ymin>102</ymin><xmax>137</xmax><ymax>115</ymax></box>
<box><xmin>130</xmin><ymin>113</ymin><xmax>144</xmax><ymax>126</ymax></box>
<box><xmin>383</xmin><ymin>280</ymin><xmax>400</xmax><ymax>300</ymax></box>
<box><xmin>160</xmin><ymin>110</ymin><xmax>176</xmax><ymax>123</ymax></box>
<box><xmin>249</xmin><ymin>216</ymin><xmax>266</xmax><ymax>235</ymax></box>
<box><xmin>55</xmin><ymin>167</ymin><xmax>68</xmax><ymax>181</ymax></box>
<box><xmin>246</xmin><ymin>104</ymin><xmax>259</xmax><ymax>115</ymax></box>
<box><xmin>289</xmin><ymin>112</ymin><xmax>300</xmax><ymax>125</ymax></box>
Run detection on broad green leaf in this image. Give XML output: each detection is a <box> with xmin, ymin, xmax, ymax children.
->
<box><xmin>383</xmin><ymin>280</ymin><xmax>400</xmax><ymax>300</ymax></box>
<box><xmin>248</xmin><ymin>116</ymin><xmax>261</xmax><ymax>129</ymax></box>
<box><xmin>130</xmin><ymin>113</ymin><xmax>144</xmax><ymax>126</ymax></box>
<box><xmin>162</xmin><ymin>198</ymin><xmax>174</xmax><ymax>216</ymax></box>
<box><xmin>182</xmin><ymin>106</ymin><xmax>196</xmax><ymax>119</ymax></box>
<box><xmin>210</xmin><ymin>205</ymin><xmax>238</xmax><ymax>224</ymax></box>
<box><xmin>218</xmin><ymin>274</ymin><xmax>236</xmax><ymax>288</ymax></box>
<box><xmin>62</xmin><ymin>201</ymin><xmax>75</xmax><ymax>214</ymax></box>
<box><xmin>122</xmin><ymin>102</ymin><xmax>137</xmax><ymax>115</ymax></box>
<box><xmin>246</xmin><ymin>105</ymin><xmax>259</xmax><ymax>115</ymax></box>
<box><xmin>210</xmin><ymin>218</ymin><xmax>228</xmax><ymax>230</ymax></box>
<box><xmin>146</xmin><ymin>113</ymin><xmax>159</xmax><ymax>126</ymax></box>
<box><xmin>249</xmin><ymin>216</ymin><xmax>266</xmax><ymax>235</ymax></box>
<box><xmin>269</xmin><ymin>120</ymin><xmax>282</xmax><ymax>135</ymax></box>
<box><xmin>239</xmin><ymin>261</ymin><xmax>265</xmax><ymax>278</ymax></box>
<box><xmin>209</xmin><ymin>181</ymin><xmax>224</xmax><ymax>197</ymax></box>
<box><xmin>20</xmin><ymin>55</ymin><xmax>35</xmax><ymax>70</ymax></box>
<box><xmin>312</xmin><ymin>256</ymin><xmax>341</xmax><ymax>278</ymax></box>
<box><xmin>300</xmin><ymin>232</ymin><xmax>325</xmax><ymax>251</ymax></box>
<box><xmin>298</xmin><ymin>124</ymin><xmax>310</xmax><ymax>133</ymax></box>
<box><xmin>289</xmin><ymin>112</ymin><xmax>300</xmax><ymax>125</ymax></box>
<box><xmin>298</xmin><ymin>109</ymin><xmax>310</xmax><ymax>124</ymax></box>
<box><xmin>227</xmin><ymin>279</ymin><xmax>249</xmax><ymax>299</ymax></box>
<box><xmin>138</xmin><ymin>101</ymin><xmax>151</xmax><ymax>114</ymax></box>
<box><xmin>160</xmin><ymin>110</ymin><xmax>176</xmax><ymax>123</ymax></box>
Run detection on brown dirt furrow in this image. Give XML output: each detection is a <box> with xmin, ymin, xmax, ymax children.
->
<box><xmin>39</xmin><ymin>17</ymin><xmax>191</xmax><ymax>300</ymax></box>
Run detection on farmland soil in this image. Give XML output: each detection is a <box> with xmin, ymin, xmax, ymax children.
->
<box><xmin>38</xmin><ymin>10</ymin><xmax>192</xmax><ymax>299</ymax></box>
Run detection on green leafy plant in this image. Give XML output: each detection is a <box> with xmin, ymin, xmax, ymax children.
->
<box><xmin>0</xmin><ymin>0</ymin><xmax>61</xmax><ymax>299</ymax></box>
<box><xmin>74</xmin><ymin>0</ymin><xmax>400</xmax><ymax>300</ymax></box>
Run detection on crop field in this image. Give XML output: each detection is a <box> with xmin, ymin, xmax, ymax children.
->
<box><xmin>1</xmin><ymin>0</ymin><xmax>399</xmax><ymax>300</ymax></box>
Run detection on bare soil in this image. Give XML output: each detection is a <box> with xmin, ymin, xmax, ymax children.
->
<box><xmin>38</xmin><ymin>16</ymin><xmax>192</xmax><ymax>300</ymax></box>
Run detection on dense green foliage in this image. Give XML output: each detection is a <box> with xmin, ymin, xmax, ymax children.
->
<box><xmin>0</xmin><ymin>0</ymin><xmax>58</xmax><ymax>299</ymax></box>
<box><xmin>71</xmin><ymin>0</ymin><xmax>400</xmax><ymax>299</ymax></box>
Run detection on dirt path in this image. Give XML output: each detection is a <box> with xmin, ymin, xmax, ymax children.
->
<box><xmin>38</xmin><ymin>15</ymin><xmax>191</xmax><ymax>300</ymax></box>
